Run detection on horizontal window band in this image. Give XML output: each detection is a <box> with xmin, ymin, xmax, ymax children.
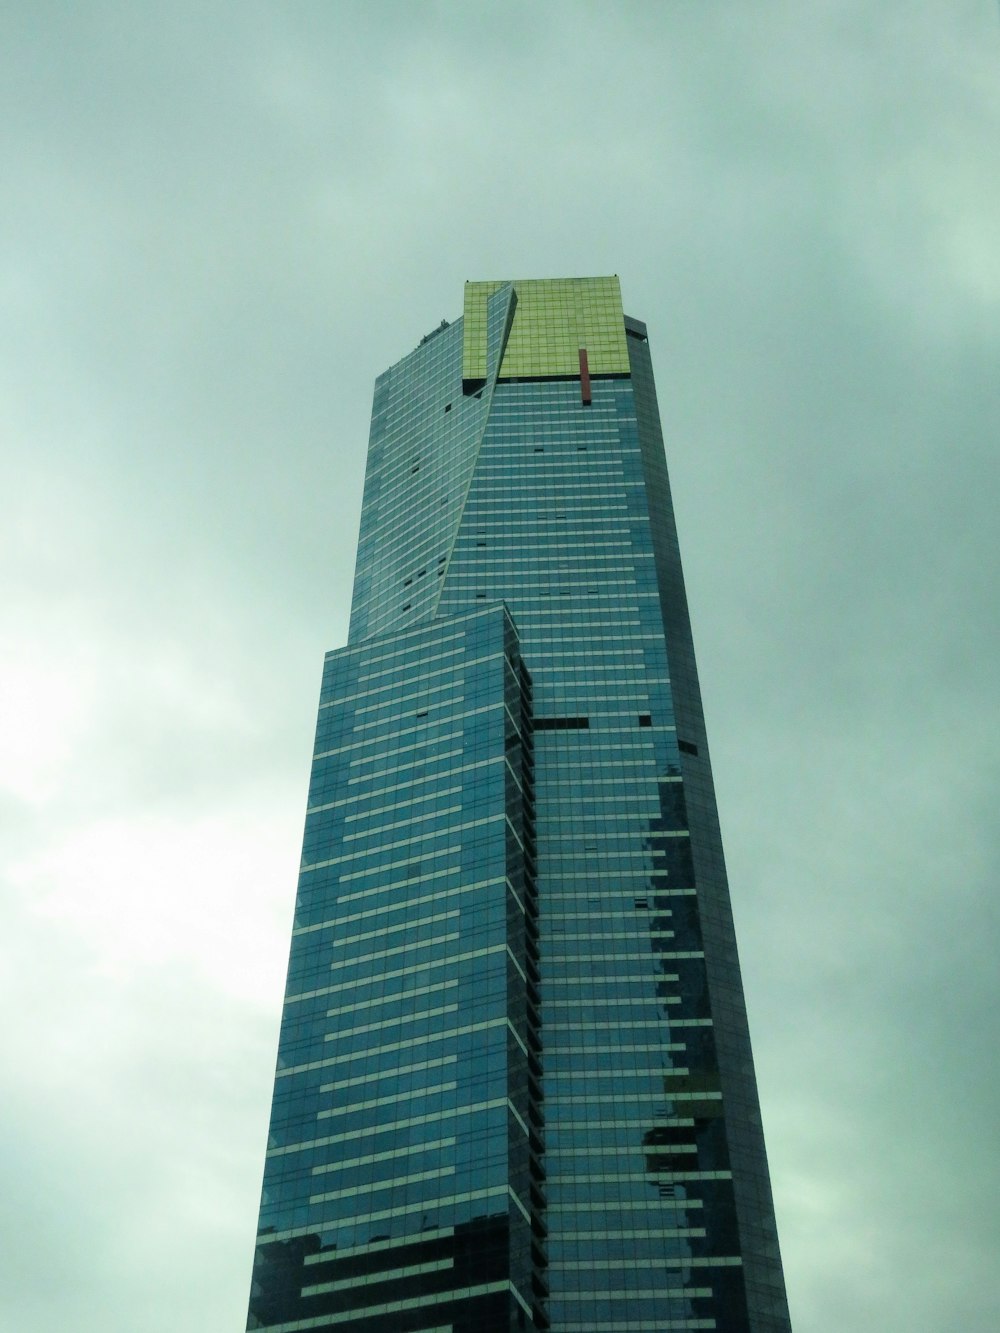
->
<box><xmin>541</xmin><ymin>943</ymin><xmax>682</xmax><ymax>954</ymax></box>
<box><xmin>319</xmin><ymin>1001</ymin><xmax>460</xmax><ymax>1045</ymax></box>
<box><xmin>548</xmin><ymin>914</ymin><xmax>675</xmax><ymax>927</ymax></box>
<box><xmin>255</xmin><ymin>1280</ymin><xmax>510</xmax><ymax>1329</ymax></box>
<box><xmin>464</xmin><ymin>482</ymin><xmax>629</xmax><ymax>498</ymax></box>
<box><xmin>546</xmin><ymin>1090</ymin><xmax>722</xmax><ymax>1104</ymax></box>
<box><xmin>260</xmin><ymin>1185</ymin><xmax>515</xmax><ymax>1243</ymax></box>
<box><xmin>332</xmin><ymin>844</ymin><xmax>466</xmax><ymax>885</ymax></box>
<box><xmin>554</xmin><ymin>1322</ymin><xmax>715</xmax><ymax>1332</ymax></box>
<box><xmin>546</xmin><ymin>1067</ymin><xmax>690</xmax><ymax>1081</ymax></box>
<box><xmin>340</xmin><ymin>775</ymin><xmax>467</xmax><ymax>814</ymax></box>
<box><xmin>335</xmin><ymin>694</ymin><xmax>515</xmax><ymax>750</ymax></box>
<box><xmin>546</xmin><ymin>1200</ymin><xmax>729</xmax><ymax>1216</ymax></box>
<box><xmin>341</xmin><ymin>805</ymin><xmax>463</xmax><ymax>843</ymax></box>
<box><xmin>292</xmin><ymin>875</ymin><xmax>507</xmax><ymax>934</ymax></box>
<box><xmin>312</xmin><ymin>1016</ymin><xmax>510</xmax><ymax>1070</ymax></box>
<box><xmin>301</xmin><ymin>815</ymin><xmax>501</xmax><ymax>874</ymax></box>
<box><xmin>540</xmin><ymin>972</ymin><xmax>690</xmax><ymax>984</ymax></box>
<box><xmin>547</xmin><ymin>1168</ymin><xmax>707</xmax><ymax>1185</ymax></box>
<box><xmin>346</xmin><ymin>693</ymin><xmax>511</xmax><ymax>738</ymax></box>
<box><xmin>325</xmin><ymin>927</ymin><xmax>461</xmax><ymax>971</ymax></box>
<box><xmin>323</xmin><ymin>977</ymin><xmax>459</xmax><ymax>1020</ymax></box>
<box><xmin>310</xmin><ymin>1163</ymin><xmax>456</xmax><ymax>1204</ymax></box>
<box><xmin>315</xmin><ymin>1079</ymin><xmax>459</xmax><ymax>1120</ymax></box>
<box><xmin>549</xmin><ymin>1144</ymin><xmax>696</xmax><ymax>1159</ymax></box>
<box><xmin>544</xmin><ymin>1043</ymin><xmax>685</xmax><ymax>1055</ymax></box>
<box><xmin>318</xmin><ymin>1053</ymin><xmax>457</xmax><ymax>1094</ymax></box>
<box><xmin>347</xmin><ymin>645</ymin><xmax>464</xmax><ymax>688</ymax></box>
<box><xmin>339</xmin><ymin>727</ymin><xmax>479</xmax><ymax>767</ymax></box>
<box><xmin>445</xmin><ymin>519</ymin><xmax>632</xmax><ymax>532</ymax></box>
<box><xmin>308</xmin><ymin>760</ymin><xmax>468</xmax><ymax>812</ymax></box>
<box><xmin>328</xmin><ymin>865</ymin><xmax>466</xmax><ymax>907</ymax></box>
<box><xmin>301</xmin><ymin>844</ymin><xmax>461</xmax><ymax>882</ymax></box>
<box><xmin>347</xmin><ymin>648</ymin><xmax>504</xmax><ymax>702</ymax></box>
<box><xmin>258</xmin><ymin>1320</ymin><xmax>451</xmax><ymax>1333</ymax></box>
<box><xmin>300</xmin><ymin>1225</ymin><xmax>455</xmax><ymax>1265</ymax></box>
<box><xmin>306</xmin><ymin>907</ymin><xmax>459</xmax><ymax>952</ymax></box>
<box><xmin>301</xmin><ymin>1256</ymin><xmax>454</xmax><ymax>1298</ymax></box>
<box><xmin>287</xmin><ymin>940</ymin><xmax>505</xmax><ymax>1002</ymax></box>
<box><xmin>320</xmin><ymin>782</ymin><xmax>463</xmax><ymax>821</ymax></box>
<box><xmin>557</xmin><ymin>1251</ymin><xmax>743</xmax><ymax>1267</ymax></box>
<box><xmin>340</xmin><ymin>671</ymin><xmax>466</xmax><ymax>717</ymax></box>
<box><xmin>444</xmin><ymin>575</ymin><xmax>643</xmax><ymax>591</ymax></box>
<box><xmin>549</xmin><ymin>1215</ymin><xmax>704</xmax><ymax>1221</ymax></box>
<box><xmin>270</xmin><ymin>1098</ymin><xmax>511</xmax><ymax>1160</ymax></box>
<box><xmin>315</xmin><ymin>726</ymin><xmax>463</xmax><ymax>764</ymax></box>
<box><xmin>550</xmin><ymin>1166</ymin><xmax>731</xmax><ymax>1183</ymax></box>
<box><xmin>343</xmin><ymin>748</ymin><xmax>474</xmax><ymax>788</ymax></box>
<box><xmin>545</xmin><ymin>1110</ymin><xmax>698</xmax><ymax>1125</ymax></box>
<box><xmin>544</xmin><ymin>1018</ymin><xmax>683</xmax><ymax>1029</ymax></box>
<box><xmin>452</xmin><ymin>555</ymin><xmax>644</xmax><ymax>570</ymax></box>
<box><xmin>547</xmin><ymin>1286</ymin><xmax>714</xmax><ymax>1300</ymax></box>
<box><xmin>533</xmin><ymin>819</ymin><xmax>686</xmax><ymax>832</ymax></box>
<box><xmin>542</xmin><ymin>936</ymin><xmax>677</xmax><ymax>948</ymax></box>
<box><xmin>543</xmin><ymin>883</ymin><xmax>688</xmax><ymax>896</ymax></box>
<box><xmin>552</xmin><ymin>1227</ymin><xmax>709</xmax><ymax>1243</ymax></box>
<box><xmin>308</xmin><ymin>1134</ymin><xmax>457</xmax><ymax>1176</ymax></box>
<box><xmin>293</xmin><ymin>933</ymin><xmax>518</xmax><ymax>1017</ymax></box>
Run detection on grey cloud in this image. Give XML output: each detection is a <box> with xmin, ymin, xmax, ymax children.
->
<box><xmin>1</xmin><ymin>3</ymin><xmax>997</xmax><ymax>1330</ymax></box>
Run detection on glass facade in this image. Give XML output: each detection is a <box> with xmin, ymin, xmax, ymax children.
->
<box><xmin>247</xmin><ymin>279</ymin><xmax>791</xmax><ymax>1332</ymax></box>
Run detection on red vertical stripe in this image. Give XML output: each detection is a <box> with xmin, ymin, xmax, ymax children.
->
<box><xmin>579</xmin><ymin>347</ymin><xmax>591</xmax><ymax>405</ymax></box>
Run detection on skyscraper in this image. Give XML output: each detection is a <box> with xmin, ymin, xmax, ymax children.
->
<box><xmin>247</xmin><ymin>278</ymin><xmax>790</xmax><ymax>1332</ymax></box>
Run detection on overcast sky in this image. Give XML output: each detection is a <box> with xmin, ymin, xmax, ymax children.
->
<box><xmin>2</xmin><ymin>4</ymin><xmax>998</xmax><ymax>1330</ymax></box>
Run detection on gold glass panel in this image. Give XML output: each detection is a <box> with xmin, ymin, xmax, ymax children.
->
<box><xmin>462</xmin><ymin>277</ymin><xmax>628</xmax><ymax>381</ymax></box>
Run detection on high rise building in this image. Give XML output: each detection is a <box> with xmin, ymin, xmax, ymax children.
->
<box><xmin>247</xmin><ymin>278</ymin><xmax>790</xmax><ymax>1333</ymax></box>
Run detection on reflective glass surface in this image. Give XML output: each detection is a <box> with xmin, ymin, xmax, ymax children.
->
<box><xmin>248</xmin><ymin>281</ymin><xmax>790</xmax><ymax>1333</ymax></box>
